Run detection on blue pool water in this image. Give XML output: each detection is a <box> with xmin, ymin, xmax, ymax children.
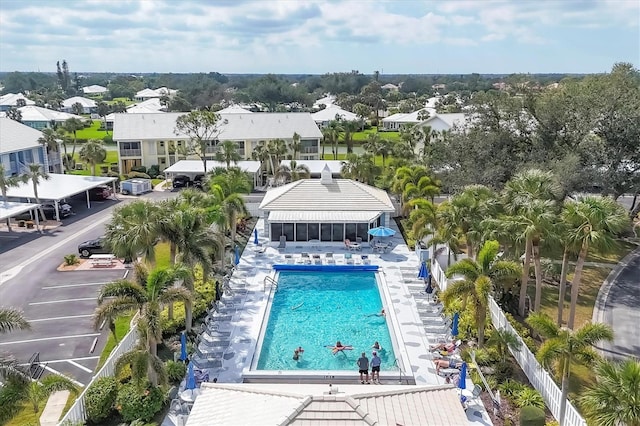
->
<box><xmin>257</xmin><ymin>271</ymin><xmax>396</xmax><ymax>371</ymax></box>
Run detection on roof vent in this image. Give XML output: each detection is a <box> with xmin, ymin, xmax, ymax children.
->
<box><xmin>320</xmin><ymin>163</ymin><xmax>333</xmax><ymax>184</ymax></box>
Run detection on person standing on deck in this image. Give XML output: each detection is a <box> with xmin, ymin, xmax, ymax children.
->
<box><xmin>357</xmin><ymin>352</ymin><xmax>370</xmax><ymax>384</ymax></box>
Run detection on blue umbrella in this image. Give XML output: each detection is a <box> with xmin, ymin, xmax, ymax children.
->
<box><xmin>368</xmin><ymin>226</ymin><xmax>396</xmax><ymax>237</ymax></box>
<box><xmin>458</xmin><ymin>362</ymin><xmax>467</xmax><ymax>390</ymax></box>
<box><xmin>451</xmin><ymin>312</ymin><xmax>460</xmax><ymax>337</ymax></box>
<box><xmin>253</xmin><ymin>229</ymin><xmax>259</xmax><ymax>245</ymax></box>
<box><xmin>417</xmin><ymin>262</ymin><xmax>428</xmax><ymax>280</ymax></box>
<box><xmin>234</xmin><ymin>245</ymin><xmax>240</xmax><ymax>266</ymax></box>
<box><xmin>179</xmin><ymin>331</ymin><xmax>188</xmax><ymax>362</ymax></box>
<box><xmin>185</xmin><ymin>362</ymin><xmax>196</xmax><ymax>390</ymax></box>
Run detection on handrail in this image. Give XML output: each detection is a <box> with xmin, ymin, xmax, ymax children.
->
<box><xmin>393</xmin><ymin>358</ymin><xmax>405</xmax><ymax>384</ymax></box>
<box><xmin>263</xmin><ymin>276</ymin><xmax>278</xmax><ymax>292</ymax></box>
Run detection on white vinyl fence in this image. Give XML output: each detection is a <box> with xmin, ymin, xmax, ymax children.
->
<box><xmin>57</xmin><ymin>328</ymin><xmax>139</xmax><ymax>425</ymax></box>
<box><xmin>430</xmin><ymin>259</ymin><xmax>587</xmax><ymax>426</ymax></box>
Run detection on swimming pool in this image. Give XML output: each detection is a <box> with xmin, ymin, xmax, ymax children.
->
<box><xmin>256</xmin><ymin>271</ymin><xmax>396</xmax><ymax>371</ymax></box>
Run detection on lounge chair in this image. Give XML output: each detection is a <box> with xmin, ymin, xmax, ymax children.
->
<box><xmin>326</xmin><ymin>253</ymin><xmax>335</xmax><ymax>264</ymax></box>
<box><xmin>361</xmin><ymin>255</ymin><xmax>370</xmax><ymax>265</ymax></box>
<box><xmin>284</xmin><ymin>254</ymin><xmax>294</xmax><ymax>264</ymax></box>
<box><xmin>345</xmin><ymin>252</ymin><xmax>354</xmax><ymax>265</ymax></box>
<box><xmin>301</xmin><ymin>252</ymin><xmax>312</xmax><ymax>264</ymax></box>
<box><xmin>277</xmin><ymin>236</ymin><xmax>286</xmax><ymax>249</ymax></box>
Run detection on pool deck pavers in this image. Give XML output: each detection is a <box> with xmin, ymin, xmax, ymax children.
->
<box><xmin>165</xmin><ymin>219</ymin><xmax>492</xmax><ymax>426</ymax></box>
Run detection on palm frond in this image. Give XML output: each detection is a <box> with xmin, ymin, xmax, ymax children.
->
<box><xmin>0</xmin><ymin>308</ymin><xmax>30</xmax><ymax>334</ymax></box>
<box><xmin>526</xmin><ymin>312</ymin><xmax>560</xmax><ymax>339</ymax></box>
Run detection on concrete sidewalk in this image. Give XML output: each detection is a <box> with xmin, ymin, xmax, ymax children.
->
<box><xmin>39</xmin><ymin>390</ymin><xmax>70</xmax><ymax>426</ymax></box>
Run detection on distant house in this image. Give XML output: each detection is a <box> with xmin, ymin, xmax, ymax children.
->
<box><xmin>419</xmin><ymin>113</ymin><xmax>467</xmax><ymax>133</ymax></box>
<box><xmin>0</xmin><ymin>93</ymin><xmax>35</xmax><ymax>112</ymax></box>
<box><xmin>61</xmin><ymin>96</ymin><xmax>97</xmax><ymax>114</ymax></box>
<box><xmin>432</xmin><ymin>83</ymin><xmax>446</xmax><ymax>90</ymax></box>
<box><xmin>134</xmin><ymin>87</ymin><xmax>177</xmax><ymax>101</ymax></box>
<box><xmin>0</xmin><ymin>117</ymin><xmax>63</xmax><ymax>175</ymax></box>
<box><xmin>311</xmin><ymin>105</ymin><xmax>359</xmax><ymax>127</ymax></box>
<box><xmin>82</xmin><ymin>85</ymin><xmax>108</xmax><ymax>95</ymax></box>
<box><xmin>381</xmin><ymin>83</ymin><xmax>399</xmax><ymax>91</ymax></box>
<box><xmin>103</xmin><ymin>98</ymin><xmax>166</xmax><ymax>131</ymax></box>
<box><xmin>112</xmin><ymin>112</ymin><xmax>323</xmax><ymax>174</ymax></box>
<box><xmin>381</xmin><ymin>108</ymin><xmax>432</xmax><ymax>130</ymax></box>
<box><xmin>18</xmin><ymin>106</ymin><xmax>83</xmax><ymax>130</ymax></box>
<box><xmin>217</xmin><ymin>104</ymin><xmax>253</xmax><ymax>114</ymax></box>
<box><xmin>312</xmin><ymin>94</ymin><xmax>336</xmax><ymax>109</ymax></box>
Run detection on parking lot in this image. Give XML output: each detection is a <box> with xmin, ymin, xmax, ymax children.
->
<box><xmin>0</xmin><ymin>268</ymin><xmax>126</xmax><ymax>386</ymax></box>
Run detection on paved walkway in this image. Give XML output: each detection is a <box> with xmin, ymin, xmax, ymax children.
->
<box><xmin>592</xmin><ymin>247</ymin><xmax>640</xmax><ymax>360</ymax></box>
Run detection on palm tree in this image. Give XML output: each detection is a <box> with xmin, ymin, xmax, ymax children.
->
<box><xmin>266</xmin><ymin>139</ymin><xmax>287</xmax><ymax>176</ymax></box>
<box><xmin>486</xmin><ymin>327</ymin><xmax>522</xmax><ymax>362</ymax></box>
<box><xmin>406</xmin><ymin>198</ymin><xmax>437</xmax><ymax>241</ymax></box>
<box><xmin>25</xmin><ymin>375</ymin><xmax>78</xmax><ymax>413</ymax></box>
<box><xmin>526</xmin><ymin>312</ymin><xmax>614</xmax><ymax>426</ymax></box>
<box><xmin>289</xmin><ymin>132</ymin><xmax>302</xmax><ymax>160</ymax></box>
<box><xmin>0</xmin><ymin>308</ymin><xmax>31</xmax><ymax>422</ymax></box>
<box><xmin>340</xmin><ymin>120</ymin><xmax>359</xmax><ymax>154</ymax></box>
<box><xmin>442</xmin><ymin>240</ymin><xmax>521</xmax><ymax>347</ymax></box>
<box><xmin>37</xmin><ymin>127</ymin><xmax>61</xmax><ymax>155</ymax></box>
<box><xmin>0</xmin><ymin>165</ymin><xmax>28</xmax><ymax>231</ymax></box>
<box><xmin>275</xmin><ymin>160</ymin><xmax>310</xmax><ymax>183</ymax></box>
<box><xmin>215</xmin><ymin>140</ymin><xmax>241</xmax><ymax>168</ymax></box>
<box><xmin>362</xmin><ymin>132</ymin><xmax>381</xmax><ymax>158</ymax></box>
<box><xmin>105</xmin><ymin>201</ymin><xmax>162</xmax><ymax>266</ymax></box>
<box><xmin>503</xmin><ymin>169</ymin><xmax>561</xmax><ymax>316</ymax></box>
<box><xmin>580</xmin><ymin>358</ymin><xmax>640</xmax><ymax>426</ymax></box>
<box><xmin>322</xmin><ymin>120</ymin><xmax>342</xmax><ymax>160</ymax></box>
<box><xmin>115</xmin><ymin>344</ymin><xmax>167</xmax><ymax>389</ymax></box>
<box><xmin>562</xmin><ymin>196</ymin><xmax>630</xmax><ymax>329</ymax></box>
<box><xmin>23</xmin><ymin>164</ymin><xmax>50</xmax><ymax>223</ymax></box>
<box><xmin>391</xmin><ymin>165</ymin><xmax>441</xmax><ymax>211</ymax></box>
<box><xmin>79</xmin><ymin>139</ymin><xmax>107</xmax><ymax>176</ymax></box>
<box><xmin>94</xmin><ymin>267</ymin><xmax>192</xmax><ymax>361</ymax></box>
<box><xmin>63</xmin><ymin>117</ymin><xmax>84</xmax><ymax>171</ymax></box>
<box><xmin>340</xmin><ymin>153</ymin><xmax>379</xmax><ymax>185</ymax></box>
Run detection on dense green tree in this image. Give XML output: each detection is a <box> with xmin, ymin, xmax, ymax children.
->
<box><xmin>79</xmin><ymin>139</ymin><xmax>107</xmax><ymax>176</ymax></box>
<box><xmin>23</xmin><ymin>164</ymin><xmax>49</xmax><ymax>222</ymax></box>
<box><xmin>215</xmin><ymin>140</ymin><xmax>242</xmax><ymax>167</ymax></box>
<box><xmin>175</xmin><ymin>110</ymin><xmax>227</xmax><ymax>171</ymax></box>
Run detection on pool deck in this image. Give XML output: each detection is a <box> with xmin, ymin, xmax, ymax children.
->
<box><xmin>167</xmin><ymin>219</ymin><xmax>492</xmax><ymax>426</ymax></box>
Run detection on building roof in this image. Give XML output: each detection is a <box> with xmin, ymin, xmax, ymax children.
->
<box><xmin>381</xmin><ymin>83</ymin><xmax>399</xmax><ymax>90</ymax></box>
<box><xmin>311</xmin><ymin>105</ymin><xmax>359</xmax><ymax>122</ymax></box>
<box><xmin>0</xmin><ymin>117</ymin><xmax>43</xmax><ymax>154</ymax></box>
<box><xmin>278</xmin><ymin>160</ymin><xmax>343</xmax><ymax>175</ymax></box>
<box><xmin>185</xmin><ymin>383</ymin><xmax>468</xmax><ymax>426</ymax></box>
<box><xmin>82</xmin><ymin>85</ymin><xmax>108</xmax><ymax>94</ymax></box>
<box><xmin>0</xmin><ymin>201</ymin><xmax>40</xmax><ymax>221</ymax></box>
<box><xmin>313</xmin><ymin>94</ymin><xmax>336</xmax><ymax>108</ymax></box>
<box><xmin>113</xmin><ymin>112</ymin><xmax>322</xmax><ymax>141</ymax></box>
<box><xmin>5</xmin><ymin>174</ymin><xmax>117</xmax><ymax>201</ymax></box>
<box><xmin>18</xmin><ymin>105</ymin><xmax>83</xmax><ymax>122</ymax></box>
<box><xmin>163</xmin><ymin>159</ymin><xmax>261</xmax><ymax>174</ymax></box>
<box><xmin>421</xmin><ymin>113</ymin><xmax>467</xmax><ymax>129</ymax></box>
<box><xmin>259</xmin><ymin>178</ymin><xmax>395</xmax><ymax>212</ymax></box>
<box><xmin>0</xmin><ymin>93</ymin><xmax>35</xmax><ymax>107</ymax></box>
<box><xmin>127</xmin><ymin>97</ymin><xmax>165</xmax><ymax>113</ymax></box>
<box><xmin>269</xmin><ymin>210</ymin><xmax>381</xmax><ymax>223</ymax></box>
<box><xmin>382</xmin><ymin>108</ymin><xmax>431</xmax><ymax>124</ymax></box>
<box><xmin>135</xmin><ymin>87</ymin><xmax>177</xmax><ymax>98</ymax></box>
<box><xmin>217</xmin><ymin>104</ymin><xmax>253</xmax><ymax>114</ymax></box>
<box><xmin>61</xmin><ymin>96</ymin><xmax>97</xmax><ymax>108</ymax></box>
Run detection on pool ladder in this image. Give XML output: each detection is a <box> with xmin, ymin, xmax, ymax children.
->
<box><xmin>263</xmin><ymin>276</ymin><xmax>278</xmax><ymax>292</ymax></box>
<box><xmin>394</xmin><ymin>358</ymin><xmax>407</xmax><ymax>384</ymax></box>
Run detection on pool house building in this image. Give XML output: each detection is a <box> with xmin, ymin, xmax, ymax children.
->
<box><xmin>259</xmin><ymin>165</ymin><xmax>396</xmax><ymax>243</ymax></box>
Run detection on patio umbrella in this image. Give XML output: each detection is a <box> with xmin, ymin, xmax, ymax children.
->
<box><xmin>451</xmin><ymin>312</ymin><xmax>460</xmax><ymax>337</ymax></box>
<box><xmin>179</xmin><ymin>331</ymin><xmax>188</xmax><ymax>362</ymax></box>
<box><xmin>234</xmin><ymin>245</ymin><xmax>240</xmax><ymax>266</ymax></box>
<box><xmin>417</xmin><ymin>262</ymin><xmax>429</xmax><ymax>280</ymax></box>
<box><xmin>425</xmin><ymin>280</ymin><xmax>433</xmax><ymax>294</ymax></box>
<box><xmin>253</xmin><ymin>229</ymin><xmax>259</xmax><ymax>245</ymax></box>
<box><xmin>368</xmin><ymin>226</ymin><xmax>396</xmax><ymax>237</ymax></box>
<box><xmin>185</xmin><ymin>362</ymin><xmax>196</xmax><ymax>390</ymax></box>
<box><xmin>458</xmin><ymin>362</ymin><xmax>467</xmax><ymax>390</ymax></box>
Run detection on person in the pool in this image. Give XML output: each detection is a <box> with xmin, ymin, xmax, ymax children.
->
<box><xmin>293</xmin><ymin>349</ymin><xmax>300</xmax><ymax>361</ymax></box>
<box><xmin>328</xmin><ymin>341</ymin><xmax>353</xmax><ymax>354</ymax></box>
<box><xmin>372</xmin><ymin>341</ymin><xmax>383</xmax><ymax>351</ymax></box>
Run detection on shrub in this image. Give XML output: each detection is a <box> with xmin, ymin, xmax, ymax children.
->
<box><xmin>545</xmin><ymin>421</ymin><xmax>559</xmax><ymax>426</ymax></box>
<box><xmin>515</xmin><ymin>387</ymin><xmax>545</xmax><ymax>409</ymax></box>
<box><xmin>165</xmin><ymin>360</ymin><xmax>186</xmax><ymax>385</ymax></box>
<box><xmin>493</xmin><ymin>360</ymin><xmax>514</xmax><ymax>383</ymax></box>
<box><xmin>147</xmin><ymin>165</ymin><xmax>160</xmax><ymax>179</ymax></box>
<box><xmin>498</xmin><ymin>379</ymin><xmax>527</xmax><ymax>400</ymax></box>
<box><xmin>131</xmin><ymin>165</ymin><xmax>147</xmax><ymax>173</ymax></box>
<box><xmin>102</xmin><ymin>134</ymin><xmax>113</xmax><ymax>144</ymax></box>
<box><xmin>85</xmin><ymin>376</ymin><xmax>118</xmax><ymax>424</ymax></box>
<box><xmin>64</xmin><ymin>254</ymin><xmax>80</xmax><ymax>266</ymax></box>
<box><xmin>519</xmin><ymin>405</ymin><xmax>546</xmax><ymax>426</ymax></box>
<box><xmin>161</xmin><ymin>267</ymin><xmax>215</xmax><ymax>336</ymax></box>
<box><xmin>115</xmin><ymin>383</ymin><xmax>165</xmax><ymax>422</ymax></box>
<box><xmin>504</xmin><ymin>312</ymin><xmax>537</xmax><ymax>353</ymax></box>
<box><xmin>128</xmin><ymin>172</ymin><xmax>151</xmax><ymax>179</ymax></box>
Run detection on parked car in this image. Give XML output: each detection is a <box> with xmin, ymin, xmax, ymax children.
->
<box><xmin>193</xmin><ymin>174</ymin><xmax>205</xmax><ymax>189</ymax></box>
<box><xmin>78</xmin><ymin>237</ymin><xmax>111</xmax><ymax>258</ymax></box>
<box><xmin>172</xmin><ymin>175</ymin><xmax>191</xmax><ymax>189</ymax></box>
<box><xmin>15</xmin><ymin>203</ymin><xmax>73</xmax><ymax>221</ymax></box>
<box><xmin>89</xmin><ymin>185</ymin><xmax>113</xmax><ymax>201</ymax></box>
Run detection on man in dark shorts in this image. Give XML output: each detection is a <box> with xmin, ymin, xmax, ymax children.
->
<box><xmin>357</xmin><ymin>352</ymin><xmax>370</xmax><ymax>384</ymax></box>
<box><xmin>370</xmin><ymin>351</ymin><xmax>381</xmax><ymax>383</ymax></box>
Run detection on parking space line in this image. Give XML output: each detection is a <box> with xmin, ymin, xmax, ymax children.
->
<box><xmin>42</xmin><ymin>282</ymin><xmax>109</xmax><ymax>289</ymax></box>
<box><xmin>44</xmin><ymin>365</ymin><xmax>84</xmax><ymax>387</ymax></box>
<box><xmin>29</xmin><ymin>297</ymin><xmax>96</xmax><ymax>305</ymax></box>
<box><xmin>0</xmin><ymin>333</ymin><xmax>100</xmax><ymax>345</ymax></box>
<box><xmin>67</xmin><ymin>360</ymin><xmax>93</xmax><ymax>373</ymax></box>
<box><xmin>28</xmin><ymin>314</ymin><xmax>93</xmax><ymax>322</ymax></box>
<box><xmin>19</xmin><ymin>355</ymin><xmax>99</xmax><ymax>364</ymax></box>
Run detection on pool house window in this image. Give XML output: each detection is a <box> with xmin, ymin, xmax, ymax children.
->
<box><xmin>270</xmin><ymin>220</ymin><xmax>376</xmax><ymax>242</ymax></box>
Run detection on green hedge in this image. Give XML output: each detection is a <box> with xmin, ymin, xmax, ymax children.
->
<box><xmin>115</xmin><ymin>383</ymin><xmax>164</xmax><ymax>422</ymax></box>
<box><xmin>519</xmin><ymin>405</ymin><xmax>545</xmax><ymax>426</ymax></box>
<box><xmin>165</xmin><ymin>361</ymin><xmax>186</xmax><ymax>385</ymax></box>
<box><xmin>85</xmin><ymin>376</ymin><xmax>118</xmax><ymax>424</ymax></box>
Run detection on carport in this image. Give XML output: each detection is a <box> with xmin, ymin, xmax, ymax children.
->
<box><xmin>5</xmin><ymin>174</ymin><xmax>118</xmax><ymax>221</ymax></box>
<box><xmin>0</xmin><ymin>201</ymin><xmax>41</xmax><ymax>232</ymax></box>
<box><xmin>163</xmin><ymin>160</ymin><xmax>262</xmax><ymax>187</ymax></box>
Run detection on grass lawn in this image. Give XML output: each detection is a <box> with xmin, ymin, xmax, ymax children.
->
<box><xmin>68</xmin><ymin>150</ymin><xmax>119</xmax><ymax>176</ymax></box>
<box><xmin>6</xmin><ymin>403</ymin><xmax>43</xmax><ymax>426</ymax></box>
<box><xmin>74</xmin><ymin>120</ymin><xmax>112</xmax><ymax>141</ymax></box>
<box><xmin>351</xmin><ymin>128</ymin><xmax>401</xmax><ymax>142</ymax></box>
<box><xmin>106</xmin><ymin>97</ymin><xmax>136</xmax><ymax>106</ymax></box>
<box><xmin>96</xmin><ymin>315</ymin><xmax>133</xmax><ymax>370</ymax></box>
<box><xmin>155</xmin><ymin>242</ymin><xmax>172</xmax><ymax>270</ymax></box>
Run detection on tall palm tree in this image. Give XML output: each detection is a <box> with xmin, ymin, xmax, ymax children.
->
<box><xmin>486</xmin><ymin>327</ymin><xmax>522</xmax><ymax>362</ymax></box>
<box><xmin>442</xmin><ymin>240</ymin><xmax>521</xmax><ymax>347</ymax></box>
<box><xmin>503</xmin><ymin>169</ymin><xmax>561</xmax><ymax>316</ymax></box>
<box><xmin>289</xmin><ymin>132</ymin><xmax>302</xmax><ymax>160</ymax></box>
<box><xmin>25</xmin><ymin>375</ymin><xmax>78</xmax><ymax>413</ymax></box>
<box><xmin>115</xmin><ymin>343</ymin><xmax>167</xmax><ymax>389</ymax></box>
<box><xmin>275</xmin><ymin>160</ymin><xmax>311</xmax><ymax>183</ymax></box>
<box><xmin>526</xmin><ymin>312</ymin><xmax>614</xmax><ymax>426</ymax></box>
<box><xmin>322</xmin><ymin>120</ymin><xmax>342</xmax><ymax>160</ymax></box>
<box><xmin>63</xmin><ymin>117</ymin><xmax>84</xmax><ymax>171</ymax></box>
<box><xmin>105</xmin><ymin>201</ymin><xmax>162</xmax><ymax>266</ymax></box>
<box><xmin>340</xmin><ymin>153</ymin><xmax>379</xmax><ymax>185</ymax></box>
<box><xmin>0</xmin><ymin>308</ymin><xmax>31</xmax><ymax>422</ymax></box>
<box><xmin>562</xmin><ymin>196</ymin><xmax>629</xmax><ymax>329</ymax></box>
<box><xmin>94</xmin><ymin>267</ymin><xmax>192</xmax><ymax>361</ymax></box>
<box><xmin>406</xmin><ymin>198</ymin><xmax>437</xmax><ymax>241</ymax></box>
<box><xmin>23</xmin><ymin>164</ymin><xmax>49</xmax><ymax>222</ymax></box>
<box><xmin>79</xmin><ymin>139</ymin><xmax>107</xmax><ymax>176</ymax></box>
<box><xmin>209</xmin><ymin>169</ymin><xmax>250</xmax><ymax>245</ymax></box>
<box><xmin>37</xmin><ymin>127</ymin><xmax>61</xmax><ymax>155</ymax></box>
<box><xmin>362</xmin><ymin>132</ymin><xmax>381</xmax><ymax>158</ymax></box>
<box><xmin>266</xmin><ymin>139</ymin><xmax>287</xmax><ymax>176</ymax></box>
<box><xmin>0</xmin><ymin>165</ymin><xmax>28</xmax><ymax>231</ymax></box>
<box><xmin>215</xmin><ymin>140</ymin><xmax>241</xmax><ymax>168</ymax></box>
<box><xmin>340</xmin><ymin>120</ymin><xmax>359</xmax><ymax>154</ymax></box>
<box><xmin>391</xmin><ymin>165</ymin><xmax>441</xmax><ymax>210</ymax></box>
<box><xmin>580</xmin><ymin>358</ymin><xmax>640</xmax><ymax>426</ymax></box>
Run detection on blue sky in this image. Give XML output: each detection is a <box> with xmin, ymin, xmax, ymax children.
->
<box><xmin>0</xmin><ymin>0</ymin><xmax>638</xmax><ymax>74</ymax></box>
